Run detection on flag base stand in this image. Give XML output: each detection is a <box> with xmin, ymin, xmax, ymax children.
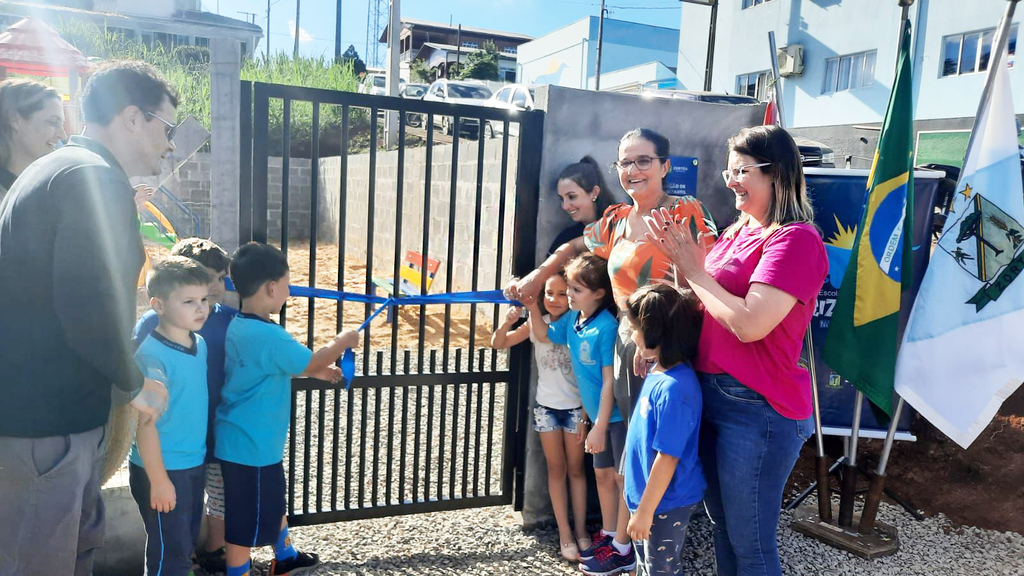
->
<box><xmin>791</xmin><ymin>503</ymin><xmax>900</xmax><ymax>559</ymax></box>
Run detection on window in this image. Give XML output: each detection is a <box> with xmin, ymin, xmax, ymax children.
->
<box><xmin>742</xmin><ymin>0</ymin><xmax>774</xmax><ymax>8</ymax></box>
<box><xmin>174</xmin><ymin>34</ymin><xmax>189</xmax><ymax>47</ymax></box>
<box><xmin>108</xmin><ymin>27</ymin><xmax>135</xmax><ymax>40</ymax></box>
<box><xmin>195</xmin><ymin>36</ymin><xmax>209</xmax><ymax>48</ymax></box>
<box><xmin>495</xmin><ymin>87</ymin><xmax>513</xmax><ymax>102</ymax></box>
<box><xmin>735</xmin><ymin>70</ymin><xmax>770</xmax><ymax>100</ymax></box>
<box><xmin>152</xmin><ymin>32</ymin><xmax>172</xmax><ymax>50</ymax></box>
<box><xmin>942</xmin><ymin>24</ymin><xmax>1018</xmax><ymax>77</ymax></box>
<box><xmin>503</xmin><ymin>69</ymin><xmax>517</xmax><ymax>83</ymax></box>
<box><xmin>461</xmin><ymin>41</ymin><xmax>478</xmax><ymax>49</ymax></box>
<box><xmin>822</xmin><ymin>50</ymin><xmax>876</xmax><ymax>94</ymax></box>
<box><xmin>502</xmin><ymin>46</ymin><xmax>517</xmax><ymax>55</ymax></box>
<box><xmin>512</xmin><ymin>89</ymin><xmax>528</xmax><ymax>108</ymax></box>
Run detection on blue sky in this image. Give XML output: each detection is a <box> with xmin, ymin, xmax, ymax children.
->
<box><xmin>199</xmin><ymin>0</ymin><xmax>682</xmax><ymax>61</ymax></box>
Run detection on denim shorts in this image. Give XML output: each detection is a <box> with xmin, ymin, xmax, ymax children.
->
<box><xmin>532</xmin><ymin>404</ymin><xmax>583</xmax><ymax>433</ymax></box>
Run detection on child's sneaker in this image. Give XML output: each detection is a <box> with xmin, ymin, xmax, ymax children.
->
<box><xmin>579</xmin><ymin>543</ymin><xmax>636</xmax><ymax>576</ymax></box>
<box><xmin>578</xmin><ymin>530</ymin><xmax>613</xmax><ymax>561</ymax></box>
<box><xmin>269</xmin><ymin>550</ymin><xmax>320</xmax><ymax>575</ymax></box>
<box><xmin>194</xmin><ymin>547</ymin><xmax>226</xmax><ymax>574</ymax></box>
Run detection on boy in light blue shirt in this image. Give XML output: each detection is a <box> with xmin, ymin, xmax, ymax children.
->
<box><xmin>133</xmin><ymin>237</ymin><xmax>237</xmax><ymax>573</ymax></box>
<box><xmin>129</xmin><ymin>256</ymin><xmax>212</xmax><ymax>576</ymax></box>
<box><xmin>216</xmin><ymin>242</ymin><xmax>359</xmax><ymax>576</ymax></box>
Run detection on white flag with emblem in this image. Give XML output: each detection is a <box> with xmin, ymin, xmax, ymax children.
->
<box><xmin>894</xmin><ymin>27</ymin><xmax>1024</xmax><ymax>449</ymax></box>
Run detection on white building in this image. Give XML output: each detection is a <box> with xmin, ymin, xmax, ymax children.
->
<box><xmin>0</xmin><ymin>0</ymin><xmax>262</xmax><ymax>56</ymax></box>
<box><xmin>677</xmin><ymin>0</ymin><xmax>1022</xmax><ymax>167</ymax></box>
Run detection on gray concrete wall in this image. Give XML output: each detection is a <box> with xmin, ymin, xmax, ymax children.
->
<box><xmin>317</xmin><ymin>140</ymin><xmax>518</xmax><ymax>293</ymax></box>
<box><xmin>209</xmin><ymin>38</ymin><xmax>242</xmax><ymax>254</ymax></box>
<box><xmin>163</xmin><ymin>154</ymin><xmax>312</xmax><ymax>241</ymax></box>
<box><xmin>520</xmin><ymin>85</ymin><xmax>765</xmax><ymax>528</ymax></box>
<box><xmin>94</xmin><ymin>486</ymin><xmax>146</xmax><ymax>576</ymax></box>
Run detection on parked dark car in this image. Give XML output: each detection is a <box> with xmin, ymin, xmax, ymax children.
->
<box><xmin>642</xmin><ymin>90</ymin><xmax>836</xmax><ymax>167</ymax></box>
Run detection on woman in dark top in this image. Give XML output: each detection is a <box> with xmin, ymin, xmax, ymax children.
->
<box><xmin>547</xmin><ymin>156</ymin><xmax>615</xmax><ymax>255</ymax></box>
<box><xmin>0</xmin><ymin>79</ymin><xmax>65</xmax><ymax>198</ymax></box>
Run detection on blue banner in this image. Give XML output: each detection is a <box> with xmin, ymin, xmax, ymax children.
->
<box><xmin>806</xmin><ymin>169</ymin><xmax>943</xmax><ymax>435</ymax></box>
<box><xmin>666</xmin><ymin>156</ymin><xmax>699</xmax><ymax>197</ymax></box>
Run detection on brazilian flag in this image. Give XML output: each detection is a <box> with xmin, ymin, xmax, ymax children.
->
<box><xmin>824</xmin><ymin>20</ymin><xmax>915</xmax><ymax>416</ymax></box>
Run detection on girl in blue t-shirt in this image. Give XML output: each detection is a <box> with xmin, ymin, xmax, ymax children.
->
<box><xmin>622</xmin><ymin>284</ymin><xmax>706</xmax><ymax>576</ymax></box>
<box><xmin>528</xmin><ymin>254</ymin><xmax>634</xmax><ymax>573</ymax></box>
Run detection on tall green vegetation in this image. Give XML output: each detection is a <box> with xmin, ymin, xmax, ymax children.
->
<box><xmin>456</xmin><ymin>40</ymin><xmax>499</xmax><ymax>81</ymax></box>
<box><xmin>53</xmin><ymin>20</ymin><xmax>369</xmax><ymax>155</ymax></box>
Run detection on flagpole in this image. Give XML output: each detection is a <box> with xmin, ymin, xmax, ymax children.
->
<box><xmin>806</xmin><ymin>330</ymin><xmax>833</xmax><ymax>521</ymax></box>
<box><xmin>768</xmin><ymin>31</ymin><xmax>786</xmax><ymax>126</ymax></box>
<box><xmin>859</xmin><ymin>0</ymin><xmax>1020</xmax><ymax>535</ymax></box>
<box><xmin>838</xmin><ymin>391</ymin><xmax>862</xmax><ymax>526</ymax></box>
<box><xmin>769</xmin><ymin>28</ymin><xmax>833</xmax><ymax>521</ymax></box>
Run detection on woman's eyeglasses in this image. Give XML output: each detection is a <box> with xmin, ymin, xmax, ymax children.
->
<box><xmin>614</xmin><ymin>155</ymin><xmax>665</xmax><ymax>172</ymax></box>
<box><xmin>144</xmin><ymin>111</ymin><xmax>178</xmax><ymax>142</ymax></box>
<box><xmin>721</xmin><ymin>162</ymin><xmax>771</xmax><ymax>184</ymax></box>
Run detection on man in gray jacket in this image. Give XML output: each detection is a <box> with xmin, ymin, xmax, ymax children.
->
<box><xmin>0</xmin><ymin>61</ymin><xmax>177</xmax><ymax>575</ymax></box>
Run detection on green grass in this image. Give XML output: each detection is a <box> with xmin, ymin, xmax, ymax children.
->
<box><xmin>54</xmin><ymin>21</ymin><xmax>366</xmax><ymax>155</ymax></box>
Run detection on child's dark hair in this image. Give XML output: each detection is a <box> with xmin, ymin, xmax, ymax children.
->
<box><xmin>538</xmin><ymin>269</ymin><xmax>567</xmax><ymax>316</ymax></box>
<box><xmin>625</xmin><ymin>284</ymin><xmax>702</xmax><ymax>367</ymax></box>
<box><xmin>557</xmin><ymin>156</ymin><xmax>615</xmax><ymax>218</ymax></box>
<box><xmin>564</xmin><ymin>253</ymin><xmax>616</xmax><ymax>315</ymax></box>
<box><xmin>171</xmin><ymin>238</ymin><xmax>231</xmax><ymax>273</ymax></box>
<box><xmin>229</xmin><ymin>242</ymin><xmax>289</xmax><ymax>299</ymax></box>
<box><xmin>147</xmin><ymin>256</ymin><xmax>211</xmax><ymax>300</ymax></box>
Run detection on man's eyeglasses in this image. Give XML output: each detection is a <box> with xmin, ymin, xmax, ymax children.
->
<box><xmin>721</xmin><ymin>162</ymin><xmax>771</xmax><ymax>184</ymax></box>
<box><xmin>144</xmin><ymin>111</ymin><xmax>178</xmax><ymax>142</ymax></box>
<box><xmin>614</xmin><ymin>156</ymin><xmax>665</xmax><ymax>172</ymax></box>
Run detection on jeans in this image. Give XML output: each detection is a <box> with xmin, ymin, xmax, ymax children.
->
<box><xmin>697</xmin><ymin>373</ymin><xmax>814</xmax><ymax>576</ymax></box>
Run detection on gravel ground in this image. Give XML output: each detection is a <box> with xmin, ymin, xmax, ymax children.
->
<box><xmin>238</xmin><ymin>497</ymin><xmax>1024</xmax><ymax>576</ymax></box>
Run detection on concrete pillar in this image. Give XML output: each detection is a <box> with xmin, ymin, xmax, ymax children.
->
<box><xmin>210</xmin><ymin>38</ymin><xmax>242</xmax><ymax>253</ymax></box>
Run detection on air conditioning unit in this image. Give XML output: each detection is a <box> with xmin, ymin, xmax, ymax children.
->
<box><xmin>777</xmin><ymin>44</ymin><xmax>804</xmax><ymax>76</ymax></box>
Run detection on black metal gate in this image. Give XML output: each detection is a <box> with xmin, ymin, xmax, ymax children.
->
<box><xmin>238</xmin><ymin>81</ymin><xmax>542</xmax><ymax>526</ymax></box>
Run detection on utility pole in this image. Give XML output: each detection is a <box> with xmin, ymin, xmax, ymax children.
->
<box><xmin>266</xmin><ymin>0</ymin><xmax>271</xmax><ymax>57</ymax></box>
<box><xmin>293</xmin><ymin>0</ymin><xmax>301</xmax><ymax>59</ymax></box>
<box><xmin>595</xmin><ymin>0</ymin><xmax>606</xmax><ymax>90</ymax></box>
<box><xmin>454</xmin><ymin>24</ymin><xmax>462</xmax><ymax>78</ymax></box>
<box><xmin>681</xmin><ymin>0</ymin><xmax>718</xmax><ymax>92</ymax></box>
<box><xmin>335</xmin><ymin>0</ymin><xmax>342</xmax><ymax>61</ymax></box>
<box><xmin>385</xmin><ymin>0</ymin><xmax>400</xmax><ymax>148</ymax></box>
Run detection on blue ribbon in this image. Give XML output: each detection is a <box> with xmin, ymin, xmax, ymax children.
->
<box><xmin>223</xmin><ymin>278</ymin><xmax>517</xmax><ymax>386</ymax></box>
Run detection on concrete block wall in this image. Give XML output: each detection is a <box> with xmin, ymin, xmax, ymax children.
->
<box><xmin>318</xmin><ymin>140</ymin><xmax>518</xmax><ymax>293</ymax></box>
<box><xmin>162</xmin><ymin>154</ymin><xmax>313</xmax><ymax>241</ymax></box>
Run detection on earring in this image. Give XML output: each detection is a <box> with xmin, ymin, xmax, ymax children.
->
<box><xmin>591</xmin><ymin>196</ymin><xmax>597</xmax><ymax>202</ymax></box>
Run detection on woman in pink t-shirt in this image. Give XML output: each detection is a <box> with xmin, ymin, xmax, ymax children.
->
<box><xmin>646</xmin><ymin>125</ymin><xmax>827</xmax><ymax>576</ymax></box>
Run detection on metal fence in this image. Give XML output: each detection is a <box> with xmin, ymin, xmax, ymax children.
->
<box><xmin>239</xmin><ymin>81</ymin><xmax>543</xmax><ymax>525</ymax></box>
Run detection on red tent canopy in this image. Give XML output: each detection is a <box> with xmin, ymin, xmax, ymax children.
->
<box><xmin>0</xmin><ymin>17</ymin><xmax>90</xmax><ymax>77</ymax></box>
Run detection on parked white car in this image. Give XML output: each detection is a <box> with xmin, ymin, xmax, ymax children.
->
<box><xmin>421</xmin><ymin>79</ymin><xmax>493</xmax><ymax>138</ymax></box>
<box><xmin>484</xmin><ymin>84</ymin><xmax>537</xmax><ymax>138</ymax></box>
<box><xmin>361</xmin><ymin>74</ymin><xmax>406</xmax><ymax>96</ymax></box>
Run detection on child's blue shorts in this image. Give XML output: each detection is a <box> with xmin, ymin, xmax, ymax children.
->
<box><xmin>219</xmin><ymin>459</ymin><xmax>286</xmax><ymax>547</ymax></box>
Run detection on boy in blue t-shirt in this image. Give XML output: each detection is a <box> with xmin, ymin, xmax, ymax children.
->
<box><xmin>217</xmin><ymin>242</ymin><xmax>359</xmax><ymax>576</ymax></box>
<box><xmin>622</xmin><ymin>284</ymin><xmax>706</xmax><ymax>576</ymax></box>
<box><xmin>133</xmin><ymin>238</ymin><xmax>237</xmax><ymax>573</ymax></box>
<box><xmin>130</xmin><ymin>257</ymin><xmax>213</xmax><ymax>576</ymax></box>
